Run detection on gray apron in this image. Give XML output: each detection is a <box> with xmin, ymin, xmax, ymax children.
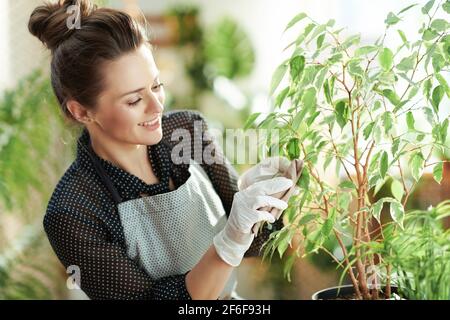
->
<box><xmin>85</xmin><ymin>142</ymin><xmax>238</xmax><ymax>299</ymax></box>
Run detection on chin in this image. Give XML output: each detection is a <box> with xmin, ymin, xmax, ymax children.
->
<box><xmin>143</xmin><ymin>129</ymin><xmax>163</xmax><ymax>146</ymax></box>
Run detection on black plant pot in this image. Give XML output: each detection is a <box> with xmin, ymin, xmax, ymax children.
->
<box><xmin>312</xmin><ymin>284</ymin><xmax>400</xmax><ymax>300</ymax></box>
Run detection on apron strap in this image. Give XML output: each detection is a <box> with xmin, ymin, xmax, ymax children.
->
<box><xmin>78</xmin><ymin>140</ymin><xmax>123</xmax><ymax>205</ymax></box>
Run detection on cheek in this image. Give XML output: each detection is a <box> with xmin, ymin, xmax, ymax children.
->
<box><xmin>100</xmin><ymin>107</ymin><xmax>139</xmax><ymax>133</ymax></box>
<box><xmin>158</xmin><ymin>89</ymin><xmax>166</xmax><ymax>104</ymax></box>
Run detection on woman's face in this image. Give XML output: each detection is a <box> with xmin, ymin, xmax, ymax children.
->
<box><xmin>89</xmin><ymin>44</ymin><xmax>165</xmax><ymax>146</ymax></box>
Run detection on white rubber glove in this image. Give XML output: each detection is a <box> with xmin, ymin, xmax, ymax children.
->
<box><xmin>238</xmin><ymin>156</ymin><xmax>292</xmax><ymax>190</ymax></box>
<box><xmin>213</xmin><ymin>176</ymin><xmax>293</xmax><ymax>267</ymax></box>
<box><xmin>238</xmin><ymin>156</ymin><xmax>300</xmax><ymax>196</ymax></box>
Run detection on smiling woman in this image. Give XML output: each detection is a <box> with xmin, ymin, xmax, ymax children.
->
<box><xmin>27</xmin><ymin>0</ymin><xmax>296</xmax><ymax>300</ymax></box>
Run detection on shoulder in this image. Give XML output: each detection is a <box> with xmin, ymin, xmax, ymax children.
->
<box><xmin>44</xmin><ymin>162</ymin><xmax>112</xmax><ymax>232</ymax></box>
<box><xmin>162</xmin><ymin>109</ymin><xmax>208</xmax><ymax>133</ymax></box>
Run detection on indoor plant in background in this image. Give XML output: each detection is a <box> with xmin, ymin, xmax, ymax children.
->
<box><xmin>244</xmin><ymin>1</ymin><xmax>450</xmax><ymax>299</ymax></box>
<box><xmin>385</xmin><ymin>200</ymin><xmax>450</xmax><ymax>300</ymax></box>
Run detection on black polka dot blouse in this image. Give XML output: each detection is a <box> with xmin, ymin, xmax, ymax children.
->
<box><xmin>44</xmin><ymin>110</ymin><xmax>282</xmax><ymax>300</ymax></box>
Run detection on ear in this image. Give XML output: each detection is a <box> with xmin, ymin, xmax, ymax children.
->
<box><xmin>66</xmin><ymin>100</ymin><xmax>95</xmax><ymax>124</ymax></box>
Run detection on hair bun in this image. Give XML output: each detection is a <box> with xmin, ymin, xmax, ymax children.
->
<box><xmin>28</xmin><ymin>0</ymin><xmax>97</xmax><ymax>51</ymax></box>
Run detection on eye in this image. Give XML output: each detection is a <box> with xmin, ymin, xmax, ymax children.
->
<box><xmin>128</xmin><ymin>98</ymin><xmax>142</xmax><ymax>107</ymax></box>
<box><xmin>151</xmin><ymin>83</ymin><xmax>164</xmax><ymax>92</ymax></box>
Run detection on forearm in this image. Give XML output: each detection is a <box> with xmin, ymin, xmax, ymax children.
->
<box><xmin>185</xmin><ymin>245</ymin><xmax>234</xmax><ymax>300</ymax></box>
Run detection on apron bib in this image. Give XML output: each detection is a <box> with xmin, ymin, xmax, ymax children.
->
<box><xmin>118</xmin><ymin>160</ymin><xmax>237</xmax><ymax>299</ymax></box>
<box><xmin>84</xmin><ymin>141</ymin><xmax>237</xmax><ymax>299</ymax></box>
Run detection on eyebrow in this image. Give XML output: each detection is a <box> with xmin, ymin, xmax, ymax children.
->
<box><xmin>118</xmin><ymin>72</ymin><xmax>160</xmax><ymax>98</ymax></box>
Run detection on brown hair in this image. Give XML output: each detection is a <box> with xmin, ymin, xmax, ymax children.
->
<box><xmin>28</xmin><ymin>0</ymin><xmax>149</xmax><ymax>121</ymax></box>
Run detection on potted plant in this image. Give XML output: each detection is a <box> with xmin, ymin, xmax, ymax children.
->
<box><xmin>245</xmin><ymin>1</ymin><xmax>450</xmax><ymax>299</ymax></box>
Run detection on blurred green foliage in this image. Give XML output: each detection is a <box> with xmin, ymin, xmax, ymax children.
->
<box><xmin>0</xmin><ymin>69</ymin><xmax>76</xmax><ymax>299</ymax></box>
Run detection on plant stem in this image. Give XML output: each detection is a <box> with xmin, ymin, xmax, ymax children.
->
<box><xmin>334</xmin><ymin>229</ymin><xmax>362</xmax><ymax>299</ymax></box>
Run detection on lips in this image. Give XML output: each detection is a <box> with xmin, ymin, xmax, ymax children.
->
<box><xmin>138</xmin><ymin>117</ymin><xmax>159</xmax><ymax>127</ymax></box>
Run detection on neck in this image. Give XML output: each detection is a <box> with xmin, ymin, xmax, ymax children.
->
<box><xmin>89</xmin><ymin>131</ymin><xmax>150</xmax><ymax>177</ymax></box>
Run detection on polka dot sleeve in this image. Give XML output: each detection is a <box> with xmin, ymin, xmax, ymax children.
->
<box><xmin>44</xmin><ymin>205</ymin><xmax>192</xmax><ymax>300</ymax></box>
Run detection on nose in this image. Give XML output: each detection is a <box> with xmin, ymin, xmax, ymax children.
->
<box><xmin>145</xmin><ymin>90</ymin><xmax>164</xmax><ymax>114</ymax></box>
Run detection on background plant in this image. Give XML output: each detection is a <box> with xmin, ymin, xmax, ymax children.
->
<box><xmin>0</xmin><ymin>70</ymin><xmax>76</xmax><ymax>299</ymax></box>
<box><xmin>382</xmin><ymin>200</ymin><xmax>450</xmax><ymax>300</ymax></box>
<box><xmin>245</xmin><ymin>1</ymin><xmax>450</xmax><ymax>299</ymax></box>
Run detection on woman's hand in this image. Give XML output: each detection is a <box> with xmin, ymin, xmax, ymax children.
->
<box><xmin>238</xmin><ymin>156</ymin><xmax>291</xmax><ymax>190</ymax></box>
<box><xmin>213</xmin><ymin>177</ymin><xmax>293</xmax><ymax>267</ymax></box>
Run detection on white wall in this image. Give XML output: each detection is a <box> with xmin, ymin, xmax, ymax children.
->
<box><xmin>110</xmin><ymin>0</ymin><xmax>431</xmax><ymax>111</ymax></box>
<box><xmin>0</xmin><ymin>0</ymin><xmax>50</xmax><ymax>93</ymax></box>
<box><xmin>0</xmin><ymin>0</ymin><xmax>10</xmax><ymax>92</ymax></box>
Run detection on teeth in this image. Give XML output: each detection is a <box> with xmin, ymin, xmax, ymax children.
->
<box><xmin>139</xmin><ymin>118</ymin><xmax>158</xmax><ymax>126</ymax></box>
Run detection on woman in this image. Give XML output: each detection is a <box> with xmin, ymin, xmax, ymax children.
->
<box><xmin>28</xmin><ymin>0</ymin><xmax>296</xmax><ymax>300</ymax></box>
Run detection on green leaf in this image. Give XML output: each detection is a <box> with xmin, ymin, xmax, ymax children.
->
<box><xmin>422</xmin><ymin>0</ymin><xmax>435</xmax><ymax>15</ymax></box>
<box><xmin>355</xmin><ymin>45</ymin><xmax>378</xmax><ymax>56</ymax></box>
<box><xmin>382</xmin><ymin>112</ymin><xmax>394</xmax><ymax>135</ymax></box>
<box><xmin>290</xmin><ymin>55</ymin><xmax>306</xmax><ymax>81</ymax></box>
<box><xmin>298</xmin><ymin>213</ymin><xmax>318</xmax><ymax>225</ymax></box>
<box><xmin>270</xmin><ymin>63</ymin><xmax>288</xmax><ymax>95</ymax></box>
<box><xmin>335</xmin><ymin>100</ymin><xmax>349</xmax><ymax>129</ymax></box>
<box><xmin>379</xmin><ymin>48</ymin><xmax>394</xmax><ymax>71</ymax></box>
<box><xmin>320</xmin><ymin>208</ymin><xmax>336</xmax><ymax>238</ymax></box>
<box><xmin>397</xmin><ymin>54</ymin><xmax>416</xmax><ymax>71</ymax></box>
<box><xmin>307</xmin><ymin>25</ymin><xmax>327</xmax><ymax>44</ymax></box>
<box><xmin>275</xmin><ymin>87</ymin><xmax>290</xmax><ymax>108</ymax></box>
<box><xmin>436</xmin><ymin>73</ymin><xmax>450</xmax><ymax>98</ymax></box>
<box><xmin>292</xmin><ymin>107</ymin><xmax>309</xmax><ymax>130</ymax></box>
<box><xmin>283</xmin><ymin>254</ymin><xmax>296</xmax><ymax>282</ymax></box>
<box><xmin>441</xmin><ymin>119</ymin><xmax>449</xmax><ymax>143</ymax></box>
<box><xmin>374</xmin><ymin>176</ymin><xmax>387</xmax><ymax>196</ymax></box>
<box><xmin>363</xmin><ymin>122</ymin><xmax>375</xmax><ymax>140</ymax></box>
<box><xmin>348</xmin><ymin>59</ymin><xmax>365</xmax><ymax>79</ymax></box>
<box><xmin>297</xmin><ymin>168</ymin><xmax>310</xmax><ymax>190</ymax></box>
<box><xmin>323</xmin><ymin>80</ymin><xmax>332</xmax><ymax>104</ymax></box>
<box><xmin>397</xmin><ymin>30</ymin><xmax>408</xmax><ymax>46</ymax></box>
<box><xmin>398</xmin><ymin>4</ymin><xmax>418</xmax><ymax>15</ymax></box>
<box><xmin>339</xmin><ymin>180</ymin><xmax>356</xmax><ymax>190</ymax></box>
<box><xmin>302</xmin><ymin>23</ymin><xmax>316</xmax><ymax>39</ymax></box>
<box><xmin>423</xmin><ymin>28</ymin><xmax>438</xmax><ymax>41</ymax></box>
<box><xmin>284</xmin><ymin>12</ymin><xmax>307</xmax><ymax>32</ymax></box>
<box><xmin>390</xmin><ymin>200</ymin><xmax>405</xmax><ymax>229</ymax></box>
<box><xmin>314</xmin><ymin>68</ymin><xmax>328</xmax><ymax>91</ymax></box>
<box><xmin>431</xmin><ymin>85</ymin><xmax>444</xmax><ymax>113</ymax></box>
<box><xmin>385</xmin><ymin>12</ymin><xmax>400</xmax><ymax>25</ymax></box>
<box><xmin>306</xmin><ymin>111</ymin><xmax>320</xmax><ymax>126</ymax></box>
<box><xmin>316</xmin><ymin>33</ymin><xmax>325</xmax><ymax>49</ymax></box>
<box><xmin>382</xmin><ymin>89</ymin><xmax>401</xmax><ymax>106</ymax></box>
<box><xmin>380</xmin><ymin>151</ymin><xmax>389</xmax><ymax>179</ymax></box>
<box><xmin>423</xmin><ymin>78</ymin><xmax>432</xmax><ymax>100</ymax></box>
<box><xmin>392</xmin><ymin>138</ymin><xmax>401</xmax><ymax>157</ymax></box>
<box><xmin>391</xmin><ymin>179</ymin><xmax>404</xmax><ymax>202</ymax></box>
<box><xmin>244</xmin><ymin>112</ymin><xmax>261</xmax><ymax>130</ymax></box>
<box><xmin>433</xmin><ymin>162</ymin><xmax>443</xmax><ymax>184</ymax></box>
<box><xmin>372</xmin><ymin>199</ymin><xmax>384</xmax><ymax>223</ymax></box>
<box><xmin>432</xmin><ymin>53</ymin><xmax>446</xmax><ymax>73</ymax></box>
<box><xmin>406</xmin><ymin>111</ymin><xmax>415</xmax><ymax>130</ymax></box>
<box><xmin>287</xmin><ymin>138</ymin><xmax>300</xmax><ymax>160</ymax></box>
<box><xmin>444</xmin><ymin>1</ymin><xmax>450</xmax><ymax>13</ymax></box>
<box><xmin>277</xmin><ymin>229</ymin><xmax>292</xmax><ymax>258</ymax></box>
<box><xmin>408</xmin><ymin>86</ymin><xmax>419</xmax><ymax>100</ymax></box>
<box><xmin>302</xmin><ymin>87</ymin><xmax>317</xmax><ymax>111</ymax></box>
<box><xmin>431</xmin><ymin>19</ymin><xmax>449</xmax><ymax>32</ymax></box>
<box><xmin>409</xmin><ymin>151</ymin><xmax>425</xmax><ymax>182</ymax></box>
<box><xmin>374</xmin><ymin>100</ymin><xmax>382</xmax><ymax>111</ymax></box>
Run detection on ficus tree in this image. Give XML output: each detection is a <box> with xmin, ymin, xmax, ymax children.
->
<box><xmin>245</xmin><ymin>1</ymin><xmax>450</xmax><ymax>299</ymax></box>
